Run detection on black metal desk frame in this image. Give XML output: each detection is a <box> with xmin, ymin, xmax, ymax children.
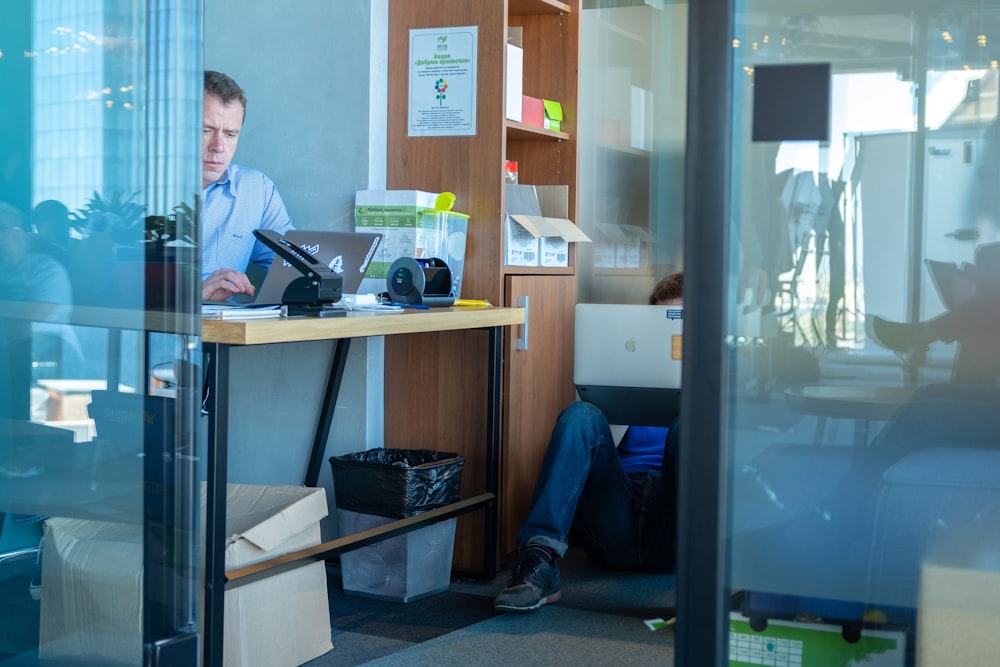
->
<box><xmin>201</xmin><ymin>321</ymin><xmax>504</xmax><ymax>667</ymax></box>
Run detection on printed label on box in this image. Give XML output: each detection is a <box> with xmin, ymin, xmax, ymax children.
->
<box><xmin>505</xmin><ymin>217</ymin><xmax>540</xmax><ymax>267</ymax></box>
<box><xmin>355</xmin><ymin>190</ymin><xmax>467</xmax><ymax>297</ymax></box>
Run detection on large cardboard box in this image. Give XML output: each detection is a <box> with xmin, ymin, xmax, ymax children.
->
<box><xmin>355</xmin><ymin>190</ymin><xmax>468</xmax><ymax>297</ymax></box>
<box><xmin>505</xmin><ymin>184</ymin><xmax>591</xmax><ymax>267</ymax></box>
<box><xmin>39</xmin><ymin>484</ymin><xmax>332</xmax><ymax>667</ymax></box>
<box><xmin>918</xmin><ymin>564</ymin><xmax>1000</xmax><ymax>664</ymax></box>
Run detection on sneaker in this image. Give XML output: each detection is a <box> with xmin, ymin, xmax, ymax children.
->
<box><xmin>29</xmin><ymin>577</ymin><xmax>41</xmax><ymax>602</ymax></box>
<box><xmin>494</xmin><ymin>550</ymin><xmax>561</xmax><ymax>612</ymax></box>
<box><xmin>866</xmin><ymin>315</ymin><xmax>928</xmax><ymax>363</ymax></box>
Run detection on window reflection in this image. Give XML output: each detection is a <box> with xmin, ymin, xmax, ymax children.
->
<box><xmin>0</xmin><ymin>1</ymin><xmax>201</xmax><ymax>660</ymax></box>
<box><xmin>727</xmin><ymin>4</ymin><xmax>1000</xmax><ymax>660</ymax></box>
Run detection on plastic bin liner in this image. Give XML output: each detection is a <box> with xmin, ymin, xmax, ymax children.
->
<box><xmin>329</xmin><ymin>448</ymin><xmax>464</xmax><ymax>519</ymax></box>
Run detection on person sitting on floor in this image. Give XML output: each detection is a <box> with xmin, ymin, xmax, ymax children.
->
<box><xmin>494</xmin><ymin>273</ymin><xmax>683</xmax><ymax>613</ymax></box>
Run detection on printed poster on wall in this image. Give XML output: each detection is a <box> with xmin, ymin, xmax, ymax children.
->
<box><xmin>408</xmin><ymin>26</ymin><xmax>477</xmax><ymax>137</ymax></box>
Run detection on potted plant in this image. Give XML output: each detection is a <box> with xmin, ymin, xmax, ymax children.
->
<box><xmin>70</xmin><ymin>190</ymin><xmax>146</xmax><ymax>249</ymax></box>
<box><xmin>70</xmin><ymin>192</ymin><xmax>200</xmax><ymax>308</ymax></box>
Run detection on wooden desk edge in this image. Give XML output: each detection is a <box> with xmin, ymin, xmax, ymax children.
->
<box><xmin>203</xmin><ymin>307</ymin><xmax>525</xmax><ymax>345</ymax></box>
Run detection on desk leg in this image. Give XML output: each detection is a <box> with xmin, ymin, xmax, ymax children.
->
<box><xmin>854</xmin><ymin>419</ymin><xmax>871</xmax><ymax>448</ymax></box>
<box><xmin>304</xmin><ymin>339</ymin><xmax>350</xmax><ymax>488</ymax></box>
<box><xmin>203</xmin><ymin>343</ymin><xmax>228</xmax><ymax>667</ymax></box>
<box><xmin>108</xmin><ymin>328</ymin><xmax>122</xmax><ymax>390</ymax></box>
<box><xmin>299</xmin><ymin>329</ymin><xmax>499</xmax><ymax>577</ymax></box>
<box><xmin>482</xmin><ymin>326</ymin><xmax>500</xmax><ymax>577</ymax></box>
<box><xmin>812</xmin><ymin>416</ymin><xmax>827</xmax><ymax>446</ymax></box>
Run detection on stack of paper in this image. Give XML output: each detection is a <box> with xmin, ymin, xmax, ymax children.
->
<box><xmin>202</xmin><ymin>304</ymin><xmax>282</xmax><ymax>320</ymax></box>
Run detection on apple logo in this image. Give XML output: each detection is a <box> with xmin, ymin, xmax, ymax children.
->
<box><xmin>624</xmin><ymin>337</ymin><xmax>637</xmax><ymax>353</ymax></box>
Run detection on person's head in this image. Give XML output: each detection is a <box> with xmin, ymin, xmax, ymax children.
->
<box><xmin>32</xmin><ymin>199</ymin><xmax>71</xmax><ymax>244</ymax></box>
<box><xmin>0</xmin><ymin>202</ymin><xmax>29</xmax><ymax>266</ymax></box>
<box><xmin>203</xmin><ymin>71</ymin><xmax>248</xmax><ymax>189</ymax></box>
<box><xmin>649</xmin><ymin>272</ymin><xmax>683</xmax><ymax>305</ymax></box>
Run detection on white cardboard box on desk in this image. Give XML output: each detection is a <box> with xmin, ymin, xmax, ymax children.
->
<box><xmin>38</xmin><ymin>484</ymin><xmax>332</xmax><ymax>667</ymax></box>
<box><xmin>338</xmin><ymin>509</ymin><xmax>456</xmax><ymax>603</ymax></box>
<box><xmin>354</xmin><ymin>189</ymin><xmax>469</xmax><ymax>298</ymax></box>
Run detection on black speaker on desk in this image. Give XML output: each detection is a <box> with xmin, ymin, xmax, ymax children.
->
<box><xmin>386</xmin><ymin>257</ymin><xmax>455</xmax><ymax>307</ymax></box>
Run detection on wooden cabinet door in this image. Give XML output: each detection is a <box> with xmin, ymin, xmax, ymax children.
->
<box><xmin>501</xmin><ymin>274</ymin><xmax>578</xmax><ymax>558</ymax></box>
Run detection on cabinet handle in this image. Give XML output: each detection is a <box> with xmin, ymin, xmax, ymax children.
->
<box><xmin>516</xmin><ymin>295</ymin><xmax>529</xmax><ymax>350</ymax></box>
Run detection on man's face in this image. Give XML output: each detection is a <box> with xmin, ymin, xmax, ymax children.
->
<box><xmin>202</xmin><ymin>93</ymin><xmax>244</xmax><ymax>189</ymax></box>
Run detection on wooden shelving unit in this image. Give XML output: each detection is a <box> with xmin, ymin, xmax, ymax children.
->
<box><xmin>384</xmin><ymin>0</ymin><xmax>580</xmax><ymax>569</ymax></box>
<box><xmin>506</xmin><ymin>120</ymin><xmax>570</xmax><ymax>142</ymax></box>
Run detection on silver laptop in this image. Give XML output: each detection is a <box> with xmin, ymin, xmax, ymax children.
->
<box><xmin>250</xmin><ymin>230</ymin><xmax>382</xmax><ymax>304</ymax></box>
<box><xmin>573</xmin><ymin>304</ymin><xmax>683</xmax><ymax>426</ymax></box>
<box><xmin>925</xmin><ymin>258</ymin><xmax>976</xmax><ymax>311</ymax></box>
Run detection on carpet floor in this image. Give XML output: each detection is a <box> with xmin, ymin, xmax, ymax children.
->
<box><xmin>310</xmin><ymin>546</ymin><xmax>678</xmax><ymax>666</ymax></box>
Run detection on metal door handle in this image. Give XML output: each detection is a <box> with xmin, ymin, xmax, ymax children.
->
<box><xmin>516</xmin><ymin>295</ymin><xmax>529</xmax><ymax>350</ymax></box>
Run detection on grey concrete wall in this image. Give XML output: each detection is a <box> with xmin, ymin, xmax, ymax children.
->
<box><xmin>204</xmin><ymin>1</ymin><xmax>387</xmax><ymax>535</ymax></box>
<box><xmin>205</xmin><ymin>0</ymin><xmax>373</xmax><ymax>231</ymax></box>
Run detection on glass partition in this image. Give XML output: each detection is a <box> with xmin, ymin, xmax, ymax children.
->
<box><xmin>0</xmin><ymin>1</ymin><xmax>202</xmax><ymax>663</ymax></box>
<box><xmin>579</xmin><ymin>1</ymin><xmax>688</xmax><ymax>304</ymax></box>
<box><xmin>724</xmin><ymin>2</ymin><xmax>1000</xmax><ymax>663</ymax></box>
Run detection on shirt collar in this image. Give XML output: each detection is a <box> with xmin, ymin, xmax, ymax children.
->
<box><xmin>208</xmin><ymin>165</ymin><xmax>237</xmax><ymax>195</ymax></box>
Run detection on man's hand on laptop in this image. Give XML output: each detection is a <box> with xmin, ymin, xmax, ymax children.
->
<box><xmin>203</xmin><ymin>268</ymin><xmax>256</xmax><ymax>302</ymax></box>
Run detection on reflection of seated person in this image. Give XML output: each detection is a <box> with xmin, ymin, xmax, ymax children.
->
<box><xmin>200</xmin><ymin>70</ymin><xmax>294</xmax><ymax>302</ymax></box>
<box><xmin>870</xmin><ymin>119</ymin><xmax>1000</xmax><ymax>382</ymax></box>
<box><xmin>0</xmin><ymin>202</ymin><xmax>72</xmax><ymax>323</ymax></box>
<box><xmin>0</xmin><ymin>202</ymin><xmax>74</xmax><ymax>419</ymax></box>
<box><xmin>868</xmin><ymin>240</ymin><xmax>1000</xmax><ymax>384</ymax></box>
<box><xmin>494</xmin><ymin>273</ymin><xmax>683</xmax><ymax>613</ymax></box>
<box><xmin>30</xmin><ymin>199</ymin><xmax>74</xmax><ymax>263</ymax></box>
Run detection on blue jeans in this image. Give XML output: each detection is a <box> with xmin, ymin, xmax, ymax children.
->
<box><xmin>516</xmin><ymin>401</ymin><xmax>677</xmax><ymax>573</ymax></box>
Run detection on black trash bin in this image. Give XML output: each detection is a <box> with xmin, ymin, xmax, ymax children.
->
<box><xmin>329</xmin><ymin>448</ymin><xmax>465</xmax><ymax>602</ymax></box>
<box><xmin>329</xmin><ymin>448</ymin><xmax>464</xmax><ymax>518</ymax></box>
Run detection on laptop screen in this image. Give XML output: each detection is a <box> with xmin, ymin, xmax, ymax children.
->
<box><xmin>251</xmin><ymin>230</ymin><xmax>382</xmax><ymax>305</ymax></box>
<box><xmin>573</xmin><ymin>304</ymin><xmax>682</xmax><ymax>426</ymax></box>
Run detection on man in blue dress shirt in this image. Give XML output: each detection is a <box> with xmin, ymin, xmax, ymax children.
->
<box><xmin>494</xmin><ymin>273</ymin><xmax>684</xmax><ymax>613</ymax></box>
<box><xmin>200</xmin><ymin>70</ymin><xmax>294</xmax><ymax>302</ymax></box>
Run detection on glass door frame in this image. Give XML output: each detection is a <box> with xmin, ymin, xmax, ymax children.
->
<box><xmin>676</xmin><ymin>0</ymin><xmax>736</xmax><ymax>663</ymax></box>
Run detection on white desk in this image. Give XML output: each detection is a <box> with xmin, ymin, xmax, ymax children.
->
<box><xmin>784</xmin><ymin>385</ymin><xmax>916</xmax><ymax>446</ymax></box>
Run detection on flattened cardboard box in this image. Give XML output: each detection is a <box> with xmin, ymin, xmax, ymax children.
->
<box><xmin>39</xmin><ymin>484</ymin><xmax>332</xmax><ymax>667</ymax></box>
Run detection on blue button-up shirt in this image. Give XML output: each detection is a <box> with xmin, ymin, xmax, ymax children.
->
<box><xmin>200</xmin><ymin>163</ymin><xmax>294</xmax><ymax>280</ymax></box>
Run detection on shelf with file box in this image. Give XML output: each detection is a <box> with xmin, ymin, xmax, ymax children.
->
<box><xmin>577</xmin><ymin>4</ymin><xmax>661</xmax><ymax>284</ymax></box>
<box><xmin>506</xmin><ymin>120</ymin><xmax>569</xmax><ymax>142</ymax></box>
<box><xmin>385</xmin><ymin>0</ymin><xmax>581</xmax><ymax>566</ymax></box>
<box><xmin>578</xmin><ymin>140</ymin><xmax>654</xmax><ymax>276</ymax></box>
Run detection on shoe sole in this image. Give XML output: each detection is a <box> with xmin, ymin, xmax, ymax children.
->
<box><xmin>494</xmin><ymin>589</ymin><xmax>561</xmax><ymax>612</ymax></box>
